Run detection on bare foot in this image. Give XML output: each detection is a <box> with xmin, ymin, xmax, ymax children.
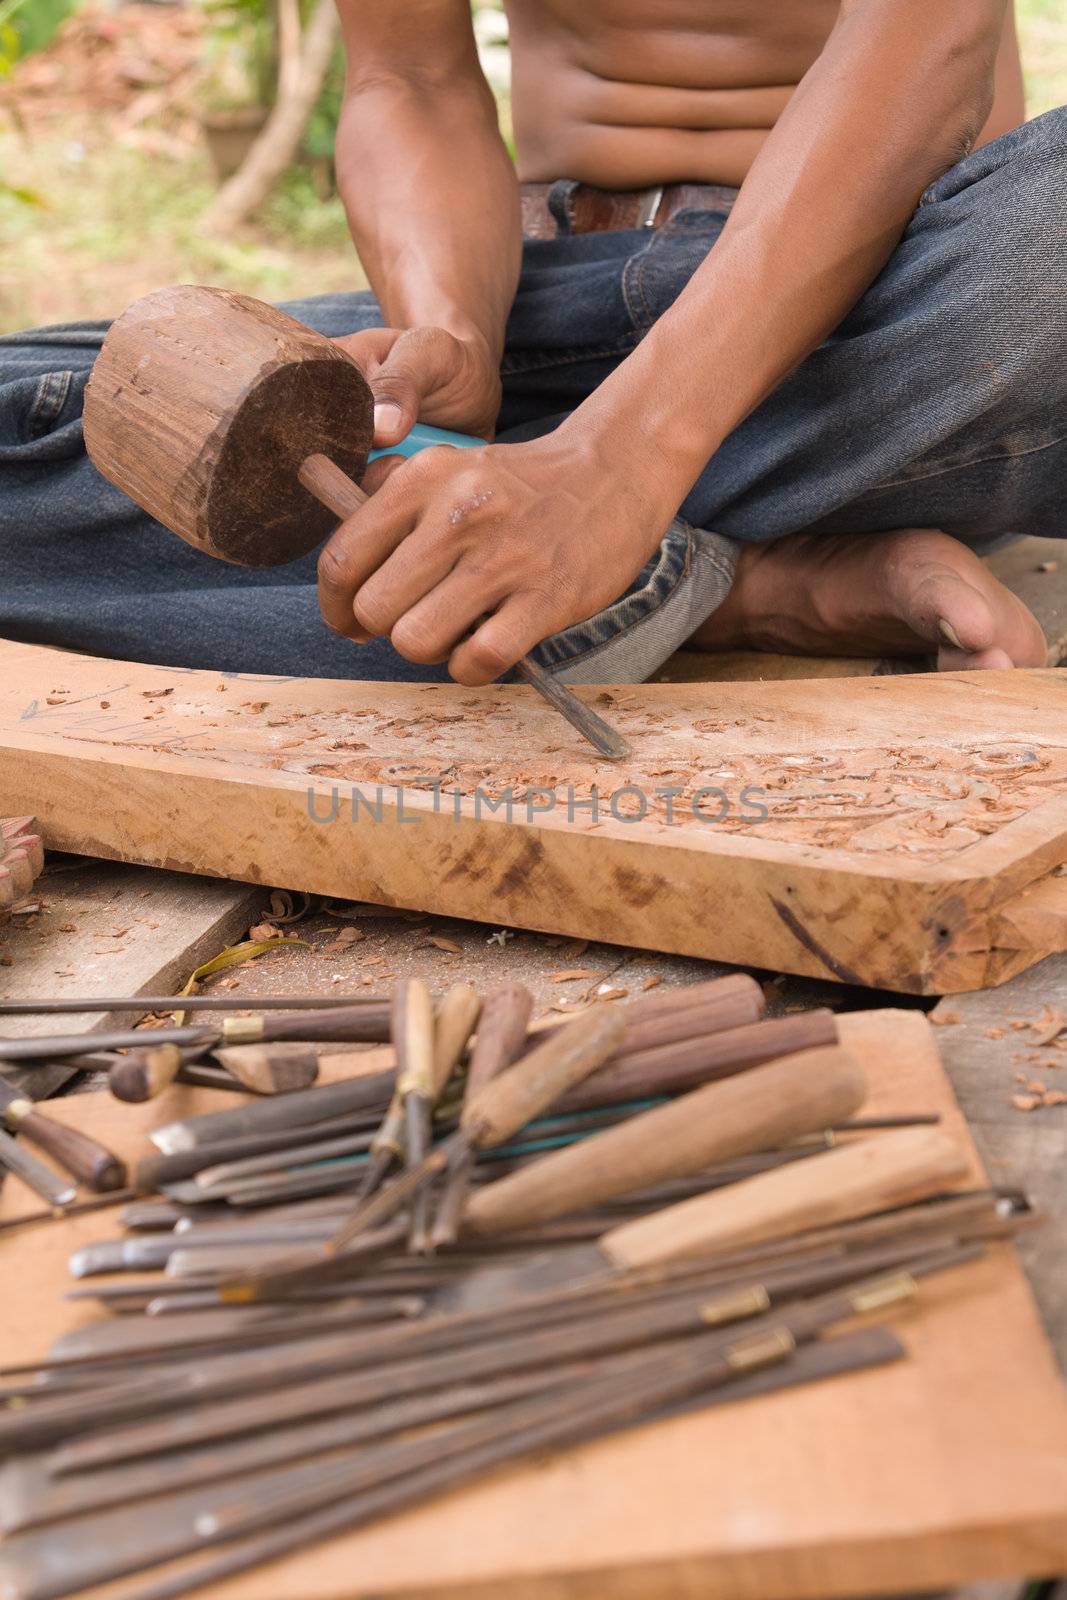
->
<box><xmin>691</xmin><ymin>528</ymin><xmax>1047</xmax><ymax>670</ymax></box>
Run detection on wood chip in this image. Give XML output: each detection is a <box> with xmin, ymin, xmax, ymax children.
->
<box><xmin>1012</xmin><ymin>1094</ymin><xmax>1039</xmax><ymax>1112</ymax></box>
<box><xmin>428</xmin><ymin>936</ymin><xmax>462</xmax><ymax>953</ymax></box>
<box><xmin>322</xmin><ymin>928</ymin><xmax>365</xmax><ymax>954</ymax></box>
<box><xmin>1043</xmin><ymin>1089</ymin><xmax>1067</xmax><ymax>1107</ymax></box>
<box><xmin>141</xmin><ymin>687</ymin><xmax>173</xmax><ymax>699</ymax></box>
<box><xmin>984</xmin><ymin>1027</ymin><xmax>1005</xmax><ymax>1040</ymax></box>
<box><xmin>547</xmin><ymin>969</ymin><xmax>603</xmax><ymax>983</ymax></box>
<box><xmin>1029</xmin><ymin>1005</ymin><xmax>1066</xmax><ymax>1046</ymax></box>
<box><xmin>248</xmin><ymin>922</ymin><xmax>279</xmax><ymax>942</ymax></box>
<box><xmin>641</xmin><ymin>974</ymin><xmax>663</xmax><ymax>992</ymax></box>
<box><xmin>930</xmin><ymin>1011</ymin><xmax>961</xmax><ymax>1026</ymax></box>
<box><xmin>597</xmin><ymin>986</ymin><xmax>630</xmax><ymax>1001</ymax></box>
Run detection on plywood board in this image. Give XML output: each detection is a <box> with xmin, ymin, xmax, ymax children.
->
<box><xmin>932</xmin><ymin>951</ymin><xmax>1067</xmax><ymax>1368</ymax></box>
<box><xmin>0</xmin><ymin>642</ymin><xmax>1065</xmax><ymax>995</ymax></box>
<box><xmin>1</xmin><ymin>1010</ymin><xmax>1066</xmax><ymax>1600</ymax></box>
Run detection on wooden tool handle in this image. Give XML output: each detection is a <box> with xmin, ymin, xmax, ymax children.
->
<box><xmin>299</xmin><ymin>452</ymin><xmax>367</xmax><ymax>516</ymax></box>
<box><xmin>465</xmin><ymin>1005</ymin><xmax>628</xmax><ymax>1148</ymax></box>
<box><xmin>432</xmin><ymin>984</ymin><xmax>481</xmax><ymax>1097</ymax></box>
<box><xmin>467</xmin><ymin>984</ymin><xmax>533</xmax><ymax>1101</ymax></box>
<box><xmin>556</xmin><ymin>1009</ymin><xmax>838</xmax><ymax>1113</ymax></box>
<box><xmin>463</xmin><ymin>1044</ymin><xmax>867</xmax><ymax>1237</ymax></box>
<box><xmin>601</xmin><ymin>1125</ymin><xmax>970</xmax><ymax>1271</ymax></box>
<box><xmin>213</xmin><ymin>1045</ymin><xmax>320</xmax><ymax>1095</ymax></box>
<box><xmin>109</xmin><ymin>1045</ymin><xmax>183</xmax><ymax>1104</ymax></box>
<box><xmin>259</xmin><ymin>1004</ymin><xmax>390</xmax><ymax>1046</ymax></box>
<box><xmin>392</xmin><ymin>980</ymin><xmax>436</xmax><ymax>1100</ymax></box>
<box><xmin>0</xmin><ymin>1125</ymin><xmax>75</xmax><ymax>1208</ymax></box>
<box><xmin>13</xmin><ymin>1108</ymin><xmax>128</xmax><ymax>1193</ymax></box>
<box><xmin>525</xmin><ymin>975</ymin><xmax>766</xmax><ymax>1059</ymax></box>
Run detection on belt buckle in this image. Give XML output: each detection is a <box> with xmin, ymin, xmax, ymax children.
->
<box><xmin>635</xmin><ymin>185</ymin><xmax>664</xmax><ymax>228</ymax></box>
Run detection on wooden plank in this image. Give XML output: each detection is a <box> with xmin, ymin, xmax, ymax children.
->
<box><xmin>932</xmin><ymin>951</ymin><xmax>1067</xmax><ymax>1369</ymax></box>
<box><xmin>0</xmin><ymin>642</ymin><xmax>1065</xmax><ymax>995</ymax></box>
<box><xmin>0</xmin><ymin>858</ymin><xmax>262</xmax><ymax>1099</ymax></box>
<box><xmin>1</xmin><ymin>1010</ymin><xmax>1066</xmax><ymax>1600</ymax></box>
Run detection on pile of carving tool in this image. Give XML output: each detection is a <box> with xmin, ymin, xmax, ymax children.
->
<box><xmin>0</xmin><ymin>975</ymin><xmax>1033</xmax><ymax>1600</ymax></box>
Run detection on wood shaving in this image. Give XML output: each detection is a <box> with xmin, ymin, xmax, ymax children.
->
<box><xmin>428</xmin><ymin>936</ymin><xmax>462</xmax><ymax>954</ymax></box>
<box><xmin>547</xmin><ymin>968</ymin><xmax>603</xmax><ymax>983</ymax></box>
<box><xmin>1029</xmin><ymin>1005</ymin><xmax>1066</xmax><ymax>1046</ymax></box>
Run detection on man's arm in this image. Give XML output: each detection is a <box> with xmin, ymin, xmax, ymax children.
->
<box><xmin>319</xmin><ymin>0</ymin><xmax>1007</xmax><ymax>682</ymax></box>
<box><xmin>334</xmin><ymin>0</ymin><xmax>521</xmax><ymax>440</ymax></box>
<box><xmin>567</xmin><ymin>0</ymin><xmax>1008</xmax><ymax>507</ymax></box>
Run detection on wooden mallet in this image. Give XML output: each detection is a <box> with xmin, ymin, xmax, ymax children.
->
<box><xmin>83</xmin><ymin>285</ymin><xmax>630</xmax><ymax>761</ymax></box>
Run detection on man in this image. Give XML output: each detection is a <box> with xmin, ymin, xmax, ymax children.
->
<box><xmin>0</xmin><ymin>0</ymin><xmax>1060</xmax><ymax>684</ymax></box>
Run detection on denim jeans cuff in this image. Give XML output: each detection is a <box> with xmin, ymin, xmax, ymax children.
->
<box><xmin>531</xmin><ymin>519</ymin><xmax>741</xmax><ymax>685</ymax></box>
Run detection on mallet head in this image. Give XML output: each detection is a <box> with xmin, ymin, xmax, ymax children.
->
<box><xmin>84</xmin><ymin>284</ymin><xmax>374</xmax><ymax>567</ymax></box>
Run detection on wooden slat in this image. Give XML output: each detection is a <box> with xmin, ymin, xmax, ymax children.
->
<box><xmin>0</xmin><ymin>643</ymin><xmax>1065</xmax><ymax>994</ymax></box>
<box><xmin>0</xmin><ymin>859</ymin><xmax>262</xmax><ymax>1099</ymax></box>
<box><xmin>1</xmin><ymin>1010</ymin><xmax>1065</xmax><ymax>1599</ymax></box>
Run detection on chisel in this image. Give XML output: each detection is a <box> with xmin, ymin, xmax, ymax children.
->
<box><xmin>330</xmin><ymin>1001</ymin><xmax>623</xmax><ymax>1251</ymax></box>
<box><xmin>430</xmin><ymin>981</ymin><xmax>533</xmax><ymax>1247</ymax></box>
<box><xmin>0</xmin><ymin>1126</ymin><xmax>76</xmax><ymax>1208</ymax></box>
<box><xmin>0</xmin><ymin>1080</ymin><xmax>126</xmax><ymax>1193</ymax></box>
<box><xmin>150</xmin><ymin>1069</ymin><xmax>396</xmax><ymax>1153</ymax></box>
<box><xmin>0</xmin><ymin>1002</ymin><xmax>391</xmax><ymax>1064</ymax></box>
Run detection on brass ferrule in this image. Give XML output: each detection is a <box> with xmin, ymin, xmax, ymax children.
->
<box><xmin>700</xmin><ymin>1284</ymin><xmax>772</xmax><ymax>1327</ymax></box>
<box><xmin>725</xmin><ymin>1326</ymin><xmax>797</xmax><ymax>1372</ymax></box>
<box><xmin>222</xmin><ymin>1016</ymin><xmax>266</xmax><ymax>1045</ymax></box>
<box><xmin>849</xmin><ymin>1271</ymin><xmax>917</xmax><ymax>1314</ymax></box>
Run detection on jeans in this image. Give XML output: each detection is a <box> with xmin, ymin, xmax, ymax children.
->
<box><xmin>0</xmin><ymin>108</ymin><xmax>1064</xmax><ymax>683</ymax></box>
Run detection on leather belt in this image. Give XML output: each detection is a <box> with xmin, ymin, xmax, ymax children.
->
<box><xmin>521</xmin><ymin>180</ymin><xmax>738</xmax><ymax>240</ymax></box>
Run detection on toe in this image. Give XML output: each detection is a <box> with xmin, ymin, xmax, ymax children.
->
<box><xmin>937</xmin><ymin>644</ymin><xmax>1015</xmax><ymax>672</ymax></box>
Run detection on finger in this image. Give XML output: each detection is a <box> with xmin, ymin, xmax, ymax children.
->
<box><xmin>360</xmin><ymin>454</ymin><xmax>407</xmax><ymax>495</ymax></box>
<box><xmin>370</xmin><ymin>328</ymin><xmax>466</xmax><ymax>446</ymax></box>
<box><xmin>352</xmin><ymin>532</ymin><xmax>460</xmax><ymax>640</ymax></box>
<box><xmin>316</xmin><ymin>487</ymin><xmax>419</xmax><ymax>642</ymax></box>
<box><xmin>449</xmin><ymin>593</ymin><xmax>555</xmax><ymax>686</ymax></box>
<box><xmin>332</xmin><ymin>328</ymin><xmax>399</xmax><ymax>372</ymax></box>
<box><xmin>389</xmin><ymin>564</ymin><xmax>512</xmax><ymax>666</ymax></box>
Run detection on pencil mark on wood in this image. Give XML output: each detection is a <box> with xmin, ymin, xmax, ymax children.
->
<box><xmin>769</xmin><ymin>896</ymin><xmax>866</xmax><ymax>987</ymax></box>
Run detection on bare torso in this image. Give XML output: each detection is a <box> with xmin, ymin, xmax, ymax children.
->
<box><xmin>505</xmin><ymin>0</ymin><xmax>1026</xmax><ymax>187</ymax></box>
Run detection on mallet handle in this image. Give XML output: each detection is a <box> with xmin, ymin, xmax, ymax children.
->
<box><xmin>298</xmin><ymin>453</ymin><xmax>631</xmax><ymax>762</ymax></box>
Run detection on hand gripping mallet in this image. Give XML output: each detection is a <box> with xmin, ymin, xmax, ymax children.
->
<box><xmin>83</xmin><ymin>285</ymin><xmax>629</xmax><ymax>761</ymax></box>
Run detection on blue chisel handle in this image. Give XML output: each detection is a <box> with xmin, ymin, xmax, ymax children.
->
<box><xmin>367</xmin><ymin>422</ymin><xmax>484</xmax><ymax>463</ymax></box>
